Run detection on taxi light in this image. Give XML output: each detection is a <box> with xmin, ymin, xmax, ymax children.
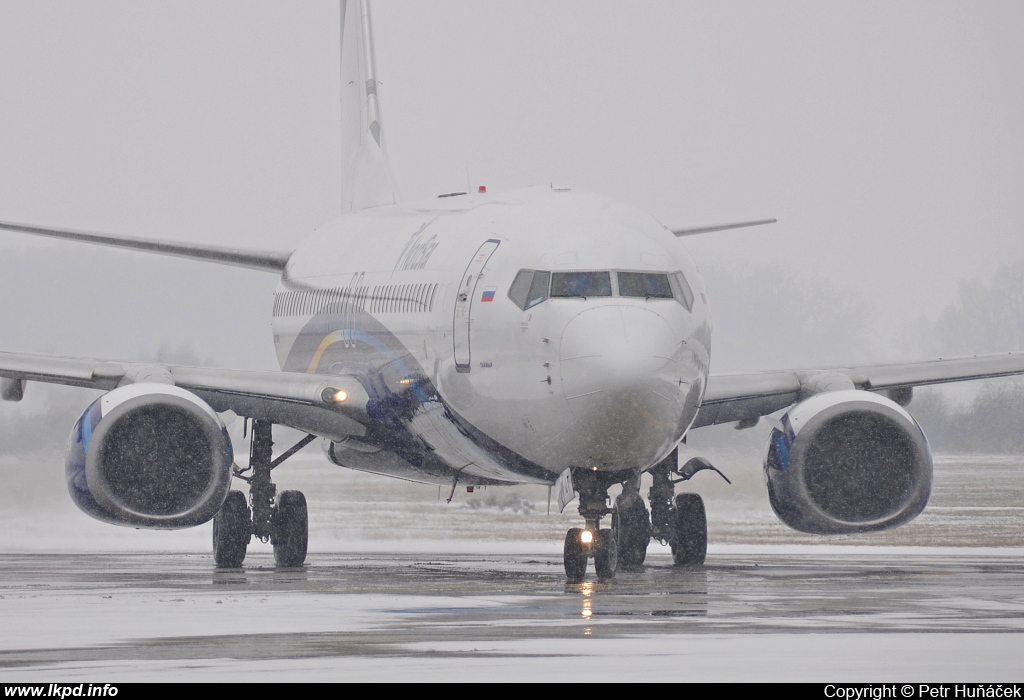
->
<box><xmin>322</xmin><ymin>388</ymin><xmax>349</xmax><ymax>404</ymax></box>
<box><xmin>580</xmin><ymin>530</ymin><xmax>594</xmax><ymax>544</ymax></box>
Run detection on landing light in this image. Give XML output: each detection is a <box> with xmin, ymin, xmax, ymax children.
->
<box><xmin>322</xmin><ymin>388</ymin><xmax>349</xmax><ymax>404</ymax></box>
<box><xmin>580</xmin><ymin>530</ymin><xmax>594</xmax><ymax>544</ymax></box>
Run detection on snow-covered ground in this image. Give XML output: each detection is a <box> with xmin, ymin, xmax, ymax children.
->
<box><xmin>1</xmin><ymin>451</ymin><xmax>1020</xmax><ymax>553</ymax></box>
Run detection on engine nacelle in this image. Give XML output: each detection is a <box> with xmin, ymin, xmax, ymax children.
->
<box><xmin>763</xmin><ymin>389</ymin><xmax>932</xmax><ymax>535</ymax></box>
<box><xmin>66</xmin><ymin>384</ymin><xmax>234</xmax><ymax>529</ymax></box>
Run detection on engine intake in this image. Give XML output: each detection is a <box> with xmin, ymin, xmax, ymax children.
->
<box><xmin>66</xmin><ymin>384</ymin><xmax>234</xmax><ymax>528</ymax></box>
<box><xmin>763</xmin><ymin>389</ymin><xmax>932</xmax><ymax>534</ymax></box>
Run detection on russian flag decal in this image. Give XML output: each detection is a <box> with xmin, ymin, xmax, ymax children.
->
<box><xmin>481</xmin><ymin>290</ymin><xmax>496</xmax><ymax>302</ymax></box>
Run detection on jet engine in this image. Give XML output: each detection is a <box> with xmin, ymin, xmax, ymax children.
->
<box><xmin>763</xmin><ymin>389</ymin><xmax>932</xmax><ymax>535</ymax></box>
<box><xmin>66</xmin><ymin>384</ymin><xmax>234</xmax><ymax>528</ymax></box>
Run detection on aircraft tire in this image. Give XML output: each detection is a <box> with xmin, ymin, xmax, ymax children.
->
<box><xmin>272</xmin><ymin>490</ymin><xmax>308</xmax><ymax>568</ymax></box>
<box><xmin>670</xmin><ymin>493</ymin><xmax>707</xmax><ymax>566</ymax></box>
<box><xmin>593</xmin><ymin>528</ymin><xmax>618</xmax><ymax>580</ymax></box>
<box><xmin>563</xmin><ymin>528</ymin><xmax>588</xmax><ymax>583</ymax></box>
<box><xmin>613</xmin><ymin>494</ymin><xmax>651</xmax><ymax>571</ymax></box>
<box><xmin>212</xmin><ymin>490</ymin><xmax>251</xmax><ymax>568</ymax></box>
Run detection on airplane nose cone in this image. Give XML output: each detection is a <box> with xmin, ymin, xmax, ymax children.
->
<box><xmin>554</xmin><ymin>306</ymin><xmax>694</xmax><ymax>469</ymax></box>
<box><xmin>560</xmin><ymin>306</ymin><xmax>678</xmax><ymax>391</ymax></box>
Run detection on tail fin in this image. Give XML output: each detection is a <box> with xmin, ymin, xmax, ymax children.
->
<box><xmin>340</xmin><ymin>0</ymin><xmax>399</xmax><ymax>211</ymax></box>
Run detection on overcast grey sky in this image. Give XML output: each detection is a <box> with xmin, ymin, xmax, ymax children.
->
<box><xmin>0</xmin><ymin>1</ymin><xmax>1021</xmax><ymax>372</ymax></box>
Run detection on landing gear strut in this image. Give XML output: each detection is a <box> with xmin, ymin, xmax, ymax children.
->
<box><xmin>649</xmin><ymin>451</ymin><xmax>710</xmax><ymax>567</ymax></box>
<box><xmin>212</xmin><ymin>419</ymin><xmax>313</xmax><ymax>569</ymax></box>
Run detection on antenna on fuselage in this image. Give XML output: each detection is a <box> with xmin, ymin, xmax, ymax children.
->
<box><xmin>339</xmin><ymin>0</ymin><xmax>399</xmax><ymax>212</ymax></box>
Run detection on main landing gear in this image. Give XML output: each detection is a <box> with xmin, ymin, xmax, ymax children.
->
<box><xmin>613</xmin><ymin>471</ymin><xmax>651</xmax><ymax>572</ymax></box>
<box><xmin>650</xmin><ymin>451</ymin><xmax>730</xmax><ymax>567</ymax></box>
<box><xmin>561</xmin><ymin>452</ymin><xmax>729</xmax><ymax>582</ymax></box>
<box><xmin>212</xmin><ymin>419</ymin><xmax>316</xmax><ymax>569</ymax></box>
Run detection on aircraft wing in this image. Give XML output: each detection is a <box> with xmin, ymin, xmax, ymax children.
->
<box><xmin>670</xmin><ymin>218</ymin><xmax>777</xmax><ymax>237</ymax></box>
<box><xmin>694</xmin><ymin>351</ymin><xmax>1024</xmax><ymax>428</ymax></box>
<box><xmin>0</xmin><ymin>220</ymin><xmax>291</xmax><ymax>273</ymax></box>
<box><xmin>0</xmin><ymin>351</ymin><xmax>370</xmax><ymax>440</ymax></box>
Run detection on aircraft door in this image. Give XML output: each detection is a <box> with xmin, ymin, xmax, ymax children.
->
<box><xmin>454</xmin><ymin>239</ymin><xmax>500</xmax><ymax>372</ymax></box>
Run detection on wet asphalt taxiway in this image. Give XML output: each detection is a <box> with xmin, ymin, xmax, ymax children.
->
<box><xmin>0</xmin><ymin>453</ymin><xmax>1022</xmax><ymax>680</ymax></box>
<box><xmin>0</xmin><ymin>549</ymin><xmax>1023</xmax><ymax>681</ymax></box>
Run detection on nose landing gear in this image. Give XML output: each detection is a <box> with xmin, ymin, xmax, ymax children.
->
<box><xmin>562</xmin><ymin>468</ymin><xmax>623</xmax><ymax>583</ymax></box>
<box><xmin>560</xmin><ymin>451</ymin><xmax>727</xmax><ymax>580</ymax></box>
<box><xmin>563</xmin><ymin>528</ymin><xmax>588</xmax><ymax>582</ymax></box>
<box><xmin>563</xmin><ymin>525</ymin><xmax>618</xmax><ymax>583</ymax></box>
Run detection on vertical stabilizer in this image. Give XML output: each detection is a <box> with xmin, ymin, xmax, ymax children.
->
<box><xmin>340</xmin><ymin>0</ymin><xmax>399</xmax><ymax>211</ymax></box>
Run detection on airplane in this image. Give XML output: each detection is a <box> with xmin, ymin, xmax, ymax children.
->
<box><xmin>2</xmin><ymin>0</ymin><xmax>1023</xmax><ymax>582</ymax></box>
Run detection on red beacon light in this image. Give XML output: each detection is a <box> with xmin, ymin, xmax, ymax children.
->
<box><xmin>478</xmin><ymin>185</ymin><xmax>487</xmax><ymax>194</ymax></box>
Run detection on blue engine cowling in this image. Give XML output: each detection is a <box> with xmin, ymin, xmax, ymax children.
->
<box><xmin>763</xmin><ymin>389</ymin><xmax>932</xmax><ymax>535</ymax></box>
<box><xmin>66</xmin><ymin>384</ymin><xmax>234</xmax><ymax>529</ymax></box>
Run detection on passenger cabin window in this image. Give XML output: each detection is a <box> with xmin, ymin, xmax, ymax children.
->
<box><xmin>617</xmin><ymin>272</ymin><xmax>673</xmax><ymax>299</ymax></box>
<box><xmin>271</xmin><ymin>283</ymin><xmax>438</xmax><ymax>317</ymax></box>
<box><xmin>550</xmin><ymin>271</ymin><xmax>612</xmax><ymax>298</ymax></box>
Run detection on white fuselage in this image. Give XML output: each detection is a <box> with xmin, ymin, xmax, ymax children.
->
<box><xmin>272</xmin><ymin>186</ymin><xmax>712</xmax><ymax>483</ymax></box>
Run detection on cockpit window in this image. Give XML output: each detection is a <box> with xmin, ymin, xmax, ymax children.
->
<box><xmin>509</xmin><ymin>268</ymin><xmax>692</xmax><ymax>309</ymax></box>
<box><xmin>670</xmin><ymin>271</ymin><xmax>695</xmax><ymax>311</ymax></box>
<box><xmin>550</xmin><ymin>271</ymin><xmax>612</xmax><ymax>298</ymax></box>
<box><xmin>508</xmin><ymin>270</ymin><xmax>551</xmax><ymax>310</ymax></box>
<box><xmin>527</xmin><ymin>271</ymin><xmax>551</xmax><ymax>308</ymax></box>
<box><xmin>617</xmin><ymin>272</ymin><xmax>673</xmax><ymax>299</ymax></box>
<box><xmin>508</xmin><ymin>270</ymin><xmax>534</xmax><ymax>309</ymax></box>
